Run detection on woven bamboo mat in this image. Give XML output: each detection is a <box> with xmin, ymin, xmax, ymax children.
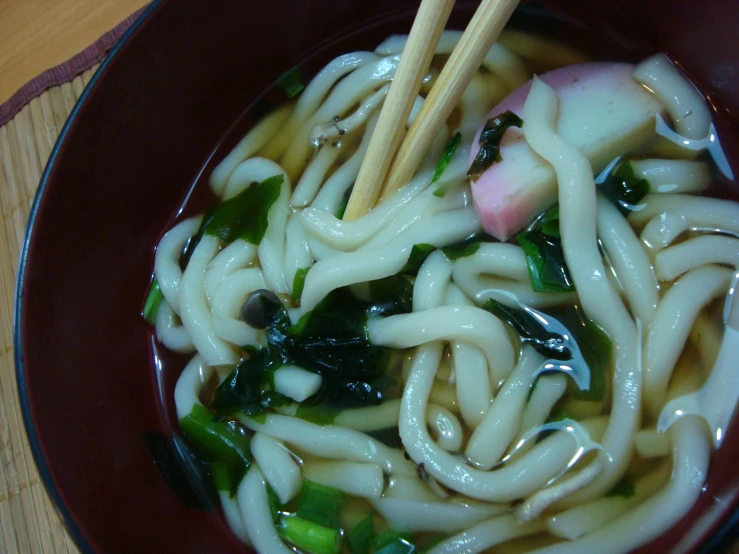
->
<box><xmin>0</xmin><ymin>65</ymin><xmax>99</xmax><ymax>554</ymax></box>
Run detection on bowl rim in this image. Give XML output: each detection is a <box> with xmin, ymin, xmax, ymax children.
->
<box><xmin>10</xmin><ymin>1</ymin><xmax>739</xmax><ymax>553</ymax></box>
<box><xmin>12</xmin><ymin>2</ymin><xmax>162</xmax><ymax>552</ymax></box>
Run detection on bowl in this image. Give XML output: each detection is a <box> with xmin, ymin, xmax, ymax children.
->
<box><xmin>14</xmin><ymin>0</ymin><xmax>739</xmax><ymax>552</ymax></box>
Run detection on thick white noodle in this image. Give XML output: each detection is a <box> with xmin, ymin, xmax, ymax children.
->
<box><xmin>376</xmin><ymin>31</ymin><xmax>529</xmax><ymax>91</ymax></box>
<box><xmin>237</xmin><ymin>466</ymin><xmax>294</xmax><ymax>554</ymax></box>
<box><xmin>173</xmin><ymin>354</ymin><xmax>213</xmax><ymax>419</ymax></box>
<box><xmin>204</xmin><ymin>239</ymin><xmax>258</xmax><ymax>301</ymax></box>
<box><xmin>154</xmin><ymin>217</ymin><xmax>200</xmax><ymax>315</ymax></box>
<box><xmin>180</xmin><ymin>236</ymin><xmax>238</xmax><ymax>366</ymax></box>
<box><xmin>300</xmin><ymin>244</ymin><xmax>411</xmax><ymax>310</ymax></box>
<box><xmin>311</xmin><ymin>113</ymin><xmax>379</xmax><ymax>214</ymax></box>
<box><xmin>291</xmin><ymin>143</ymin><xmax>342</xmax><ymax>208</ymax></box>
<box><xmin>155</xmin><ymin>300</ymin><xmax>195</xmax><ymax>353</ymax></box>
<box><xmin>300</xmin><ymin>170</ymin><xmax>428</xmax><ymax>251</ymax></box>
<box><xmin>452</xmin><ymin>243</ymin><xmax>575</xmax><ymax>308</ymax></box>
<box><xmin>413</xmin><ymin>250</ymin><xmax>453</xmax><ymax>312</ymax></box>
<box><xmin>629</xmin><ymin>194</ymin><xmax>739</xmax><ymax>239</ymax></box>
<box><xmin>309</xmin><ymin>84</ymin><xmax>390</xmax><ymax>144</ymax></box>
<box><xmin>654</xmin><ymin>235</ymin><xmax>739</xmax><ymax>281</ymax></box>
<box><xmin>210</xmin><ymin>104</ymin><xmax>293</xmax><ymax>196</ymax></box>
<box><xmin>210</xmin><ymin>268</ymin><xmax>267</xmax><ymax>348</ymax></box>
<box><xmin>497</xmin><ymin>29</ymin><xmax>589</xmax><ymax>68</ymax></box>
<box><xmin>427</xmin><ymin>404</ymin><xmax>464</xmax><ymax>451</ymax></box>
<box><xmin>371</xmin><ymin>498</ymin><xmax>508</xmax><ymax>533</ymax></box>
<box><xmin>450</xmin><ymin>341</ymin><xmax>491</xmax><ymax>428</ymax></box>
<box><xmin>516</xmin><ymin>459</ymin><xmax>605</xmax><ymax>522</ymax></box>
<box><xmin>633</xmin><ymin>54</ymin><xmax>711</xmax><ymax>140</ymax></box>
<box><xmin>428</xmin><ymin>515</ymin><xmax>546</xmax><ymax>554</ymax></box>
<box><xmin>530</xmin><ymin>417</ymin><xmax>710</xmax><ymax>554</ymax></box>
<box><xmin>596</xmin><ymin>195</ymin><xmax>659</xmax><ymax>324</ymax></box>
<box><xmin>510</xmin><ymin>374</ymin><xmax>567</xmax><ymax>456</ymax></box>
<box><xmin>273</xmin><ymin>366</ymin><xmax>322</xmax><ymax>402</ymax></box>
<box><xmin>369</xmin><ymin>306</ymin><xmax>515</xmax><ymax>382</ymax></box>
<box><xmin>399</xmin><ymin>343</ymin><xmax>601</xmax><ymax>502</ymax></box>
<box><xmin>300</xmin><ymin>207</ymin><xmax>480</xmax><ymax>311</ymax></box>
<box><xmin>634</xmin><ymin>428</ymin><xmax>671</xmax><ymax>458</ymax></box>
<box><xmin>283</xmin><ymin>213</ymin><xmax>313</xmax><ymax>296</ymax></box>
<box><xmin>303</xmin><ymin>461</ymin><xmax>384</xmax><ymax>498</ymax></box>
<box><xmin>644</xmin><ymin>265</ymin><xmax>731</xmax><ymax>415</ymax></box>
<box><xmin>250</xmin><ymin>433</ymin><xmax>302</xmax><ymax>504</ymax></box>
<box><xmin>465</xmin><ymin>347</ymin><xmax>543</xmax><ymax>468</ymax></box>
<box><xmin>237</xmin><ymin>414</ymin><xmax>417</xmax><ymax>477</ymax></box>
<box><xmin>546</xmin><ymin>462</ymin><xmax>671</xmax><ymax>540</ymax></box>
<box><xmin>262</xmin><ymin>51</ymin><xmax>381</xmax><ymax>160</ymax></box>
<box><xmin>630</xmin><ymin>159</ymin><xmax>711</xmax><ymax>194</ymax></box>
<box><xmin>281</xmin><ymin>54</ymin><xmax>401</xmax><ymax>178</ymax></box>
<box><xmin>333</xmin><ymin>400</ymin><xmax>400</xmax><ymax>431</ymax></box>
<box><xmin>385</xmin><ymin>476</ymin><xmax>438</xmax><ymax>502</ymax></box>
<box><xmin>457</xmin><ymin>74</ymin><xmax>494</xmax><ymax>142</ymax></box>
<box><xmin>523</xmin><ymin>77</ymin><xmax>640</xmax><ymax>500</ymax></box>
<box><xmin>220</xmin><ymin>491</ymin><xmax>251</xmax><ymax>545</ymax></box>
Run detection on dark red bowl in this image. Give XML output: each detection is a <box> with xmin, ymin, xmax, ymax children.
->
<box><xmin>14</xmin><ymin>1</ymin><xmax>739</xmax><ymax>553</ymax></box>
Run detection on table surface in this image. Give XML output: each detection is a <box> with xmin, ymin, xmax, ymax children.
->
<box><xmin>0</xmin><ymin>3</ymin><xmax>146</xmax><ymax>553</ymax></box>
<box><xmin>0</xmin><ymin>0</ymin><xmax>149</xmax><ymax>105</ymax></box>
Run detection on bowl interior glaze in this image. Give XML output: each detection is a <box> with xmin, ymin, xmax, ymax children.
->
<box><xmin>15</xmin><ymin>0</ymin><xmax>739</xmax><ymax>552</ymax></box>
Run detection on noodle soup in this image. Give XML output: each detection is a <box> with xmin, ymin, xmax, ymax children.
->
<box><xmin>142</xmin><ymin>19</ymin><xmax>739</xmax><ymax>554</ymax></box>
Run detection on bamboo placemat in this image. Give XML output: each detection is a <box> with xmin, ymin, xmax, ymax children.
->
<box><xmin>0</xmin><ymin>66</ymin><xmax>99</xmax><ymax>554</ymax></box>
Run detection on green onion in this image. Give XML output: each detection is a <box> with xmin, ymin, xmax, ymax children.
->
<box><xmin>275</xmin><ymin>66</ymin><xmax>305</xmax><ymax>99</ymax></box>
<box><xmin>347</xmin><ymin>514</ymin><xmax>374</xmax><ymax>554</ymax></box>
<box><xmin>373</xmin><ymin>529</ymin><xmax>416</xmax><ymax>554</ymax></box>
<box><xmin>467</xmin><ymin>111</ymin><xmax>523</xmax><ymax>181</ymax></box>
<box><xmin>279</xmin><ymin>516</ymin><xmax>341</xmax><ymax>554</ymax></box>
<box><xmin>605</xmin><ymin>477</ymin><xmax>635</xmax><ymax>498</ymax></box>
<box><xmin>143</xmin><ymin>278</ymin><xmax>164</xmax><ymax>324</ymax></box>
<box><xmin>179</xmin><ymin>404</ymin><xmax>251</xmax><ymax>493</ymax></box>
<box><xmin>292</xmin><ymin>267</ymin><xmax>310</xmax><ymax>303</ymax></box>
<box><xmin>296</xmin><ymin>479</ymin><xmax>345</xmax><ymax>528</ymax></box>
<box><xmin>432</xmin><ymin>132</ymin><xmax>461</xmax><ymax>195</ymax></box>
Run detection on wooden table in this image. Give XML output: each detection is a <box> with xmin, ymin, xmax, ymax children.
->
<box><xmin>0</xmin><ymin>3</ymin><xmax>146</xmax><ymax>552</ymax></box>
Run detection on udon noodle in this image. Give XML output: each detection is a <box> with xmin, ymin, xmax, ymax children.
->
<box><xmin>145</xmin><ymin>26</ymin><xmax>739</xmax><ymax>554</ymax></box>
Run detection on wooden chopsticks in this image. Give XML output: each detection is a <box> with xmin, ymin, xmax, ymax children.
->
<box><xmin>342</xmin><ymin>0</ymin><xmax>455</xmax><ymax>221</ymax></box>
<box><xmin>343</xmin><ymin>0</ymin><xmax>519</xmax><ymax>218</ymax></box>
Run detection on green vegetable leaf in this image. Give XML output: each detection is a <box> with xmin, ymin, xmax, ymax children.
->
<box><xmin>600</xmin><ymin>161</ymin><xmax>650</xmax><ymax>215</ymax></box>
<box><xmin>292</xmin><ymin>267</ymin><xmax>310</xmax><ymax>303</ymax></box>
<box><xmin>275</xmin><ymin>66</ymin><xmax>305</xmax><ymax>98</ymax></box>
<box><xmin>366</xmin><ymin>276</ymin><xmax>414</xmax><ymax>317</ymax></box>
<box><xmin>552</xmin><ymin>306</ymin><xmax>612</xmax><ymax>401</ymax></box>
<box><xmin>484</xmin><ymin>300</ymin><xmax>610</xmax><ymax>398</ymax></box>
<box><xmin>518</xmin><ymin>205</ymin><xmax>574</xmax><ymax>293</ymax></box>
<box><xmin>605</xmin><ymin>477</ymin><xmax>635</xmax><ymax>499</ymax></box>
<box><xmin>432</xmin><ymin>132</ymin><xmax>461</xmax><ymax>195</ymax></box>
<box><xmin>295</xmin><ymin>404</ymin><xmax>339</xmax><ymax>425</ymax></box>
<box><xmin>401</xmin><ymin>243</ymin><xmax>435</xmax><ymax>274</ymax></box>
<box><xmin>279</xmin><ymin>515</ymin><xmax>342</xmax><ymax>554</ymax></box>
<box><xmin>546</xmin><ymin>407</ymin><xmax>573</xmax><ymax>423</ymax></box>
<box><xmin>467</xmin><ymin>111</ymin><xmax>523</xmax><ymax>181</ymax></box>
<box><xmin>261</xmin><ymin>289</ymin><xmax>393</xmax><ymax>406</ymax></box>
<box><xmin>210</xmin><ymin>349</ymin><xmax>286</xmax><ymax>417</ymax></box>
<box><xmin>206</xmin><ymin>174</ymin><xmax>283</xmax><ymax>245</ymax></box>
<box><xmin>441</xmin><ymin>237</ymin><xmax>482</xmax><ymax>261</ymax></box>
<box><xmin>373</xmin><ymin>530</ymin><xmax>416</xmax><ymax>554</ymax></box>
<box><xmin>296</xmin><ymin>479</ymin><xmax>345</xmax><ymax>528</ymax></box>
<box><xmin>180</xmin><ymin>206</ymin><xmax>215</xmax><ymax>267</ymax></box>
<box><xmin>143</xmin><ymin>278</ymin><xmax>164</xmax><ymax>324</ymax></box>
<box><xmin>178</xmin><ymin>404</ymin><xmax>251</xmax><ymax>495</ymax></box>
<box><xmin>348</xmin><ymin>514</ymin><xmax>375</xmax><ymax>554</ymax></box>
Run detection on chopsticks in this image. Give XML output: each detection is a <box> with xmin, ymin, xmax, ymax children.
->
<box><xmin>343</xmin><ymin>0</ymin><xmax>519</xmax><ymax>219</ymax></box>
<box><xmin>342</xmin><ymin>0</ymin><xmax>455</xmax><ymax>221</ymax></box>
<box><xmin>382</xmin><ymin>0</ymin><xmax>519</xmax><ymax>200</ymax></box>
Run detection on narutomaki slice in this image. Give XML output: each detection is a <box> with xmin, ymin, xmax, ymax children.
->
<box><xmin>469</xmin><ymin>63</ymin><xmax>664</xmax><ymax>240</ymax></box>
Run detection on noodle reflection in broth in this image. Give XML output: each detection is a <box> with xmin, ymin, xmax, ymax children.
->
<box><xmin>144</xmin><ymin>26</ymin><xmax>739</xmax><ymax>554</ymax></box>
